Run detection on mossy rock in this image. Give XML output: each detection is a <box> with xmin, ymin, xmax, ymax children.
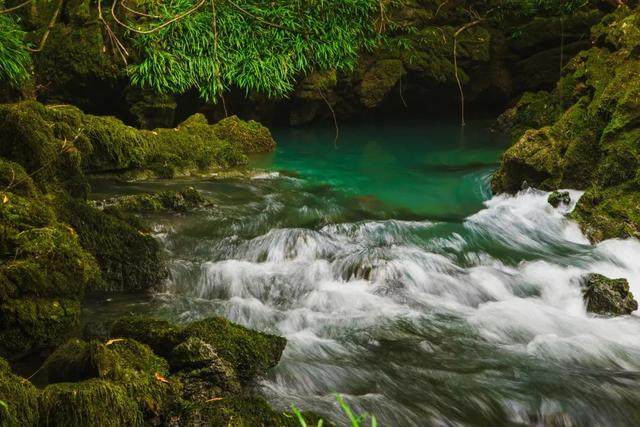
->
<box><xmin>211</xmin><ymin>115</ymin><xmax>276</xmax><ymax>154</ymax></box>
<box><xmin>494</xmin><ymin>91</ymin><xmax>562</xmax><ymax>140</ymax></box>
<box><xmin>0</xmin><ymin>101</ymin><xmax>274</xmax><ymax>183</ymax></box>
<box><xmin>492</xmin><ymin>127</ymin><xmax>563</xmax><ymax>193</ymax></box>
<box><xmin>0</xmin><ymin>297</ymin><xmax>81</xmax><ymax>358</ymax></box>
<box><xmin>55</xmin><ymin>196</ymin><xmax>165</xmax><ymax>292</ymax></box>
<box><xmin>571</xmin><ymin>184</ymin><xmax>640</xmax><ymax>242</ymax></box>
<box><xmin>111</xmin><ymin>315</ymin><xmax>287</xmax><ymax>384</ymax></box>
<box><xmin>493</xmin><ymin>7</ymin><xmax>640</xmax><ymax>242</ymax></box>
<box><xmin>170</xmin><ymin>394</ymin><xmax>311</xmax><ymax>427</ymax></box>
<box><xmin>0</xmin><ymin>159</ymin><xmax>37</xmax><ymax>198</ymax></box>
<box><xmin>0</xmin><ymin>189</ymin><xmax>100</xmax><ymax>357</ymax></box>
<box><xmin>92</xmin><ymin>187</ymin><xmax>207</xmax><ymax>214</ymax></box>
<box><xmin>182</xmin><ymin>317</ymin><xmax>285</xmax><ymax>384</ymax></box>
<box><xmin>359</xmin><ymin>59</ymin><xmax>406</xmax><ymax>109</ymax></box>
<box><xmin>31</xmin><ymin>12</ymin><xmax>124</xmax><ymax>113</ymax></box>
<box><xmin>582</xmin><ymin>273</ymin><xmax>638</xmax><ymax>316</ymax></box>
<box><xmin>40</xmin><ymin>338</ymin><xmax>180</xmax><ymax>424</ymax></box>
<box><xmin>39</xmin><ymin>379</ymin><xmax>143</xmax><ymax>427</ymax></box>
<box><xmin>0</xmin><ymin>357</ymin><xmax>39</xmax><ymax>426</ymax></box>
<box><xmin>548</xmin><ymin>191</ymin><xmax>571</xmax><ymax>208</ymax></box>
<box><xmin>0</xmin><ymin>101</ymin><xmax>90</xmax><ymax>197</ymax></box>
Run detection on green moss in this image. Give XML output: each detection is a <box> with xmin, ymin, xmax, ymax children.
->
<box><xmin>93</xmin><ymin>187</ymin><xmax>207</xmax><ymax>214</ymax></box>
<box><xmin>492</xmin><ymin>127</ymin><xmax>563</xmax><ymax>193</ymax></box>
<box><xmin>41</xmin><ymin>338</ymin><xmax>179</xmax><ymax>423</ymax></box>
<box><xmin>111</xmin><ymin>315</ymin><xmax>287</xmax><ymax>384</ymax></box>
<box><xmin>211</xmin><ymin>115</ymin><xmax>276</xmax><ymax>154</ymax></box>
<box><xmin>171</xmin><ymin>394</ymin><xmax>307</xmax><ymax>427</ymax></box>
<box><xmin>582</xmin><ymin>273</ymin><xmax>638</xmax><ymax>316</ymax></box>
<box><xmin>183</xmin><ymin>317</ymin><xmax>286</xmax><ymax>384</ymax></box>
<box><xmin>495</xmin><ymin>91</ymin><xmax>562</xmax><ymax>140</ymax></box>
<box><xmin>0</xmin><ymin>297</ymin><xmax>81</xmax><ymax>358</ymax></box>
<box><xmin>110</xmin><ymin>316</ymin><xmax>184</xmax><ymax>357</ymax></box>
<box><xmin>39</xmin><ymin>379</ymin><xmax>142</xmax><ymax>427</ymax></box>
<box><xmin>31</xmin><ymin>15</ymin><xmax>123</xmax><ymax>112</ymax></box>
<box><xmin>0</xmin><ymin>357</ymin><xmax>39</xmax><ymax>426</ymax></box>
<box><xmin>494</xmin><ymin>8</ymin><xmax>640</xmax><ymax>242</ymax></box>
<box><xmin>55</xmin><ymin>196</ymin><xmax>165</xmax><ymax>292</ymax></box>
<box><xmin>359</xmin><ymin>59</ymin><xmax>406</xmax><ymax>109</ymax></box>
<box><xmin>0</xmin><ymin>190</ymin><xmax>100</xmax><ymax>357</ymax></box>
<box><xmin>571</xmin><ymin>184</ymin><xmax>640</xmax><ymax>242</ymax></box>
<box><xmin>0</xmin><ymin>159</ymin><xmax>37</xmax><ymax>198</ymax></box>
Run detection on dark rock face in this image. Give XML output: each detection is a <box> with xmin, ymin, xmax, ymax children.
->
<box><xmin>548</xmin><ymin>191</ymin><xmax>571</xmax><ymax>208</ymax></box>
<box><xmin>582</xmin><ymin>273</ymin><xmax>638</xmax><ymax>316</ymax></box>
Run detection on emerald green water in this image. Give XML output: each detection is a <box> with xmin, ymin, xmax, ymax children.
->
<box><xmin>86</xmin><ymin>121</ymin><xmax>640</xmax><ymax>426</ymax></box>
<box><xmin>252</xmin><ymin>121</ymin><xmax>504</xmax><ymax>220</ymax></box>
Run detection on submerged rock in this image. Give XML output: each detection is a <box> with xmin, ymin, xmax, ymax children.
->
<box><xmin>582</xmin><ymin>273</ymin><xmax>638</xmax><ymax>316</ymax></box>
<box><xmin>548</xmin><ymin>191</ymin><xmax>571</xmax><ymax>208</ymax></box>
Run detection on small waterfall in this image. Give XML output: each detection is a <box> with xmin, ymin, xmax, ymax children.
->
<box><xmin>155</xmin><ymin>180</ymin><xmax>640</xmax><ymax>426</ymax></box>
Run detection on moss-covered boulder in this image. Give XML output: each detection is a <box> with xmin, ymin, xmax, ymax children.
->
<box><xmin>493</xmin><ymin>7</ymin><xmax>640</xmax><ymax>241</ymax></box>
<box><xmin>0</xmin><ymin>171</ymin><xmax>101</xmax><ymax>356</ymax></box>
<box><xmin>582</xmin><ymin>273</ymin><xmax>638</xmax><ymax>316</ymax></box>
<box><xmin>571</xmin><ymin>185</ymin><xmax>640</xmax><ymax>242</ymax></box>
<box><xmin>55</xmin><ymin>196</ymin><xmax>165</xmax><ymax>293</ymax></box>
<box><xmin>359</xmin><ymin>59</ymin><xmax>407</xmax><ymax>109</ymax></box>
<box><xmin>0</xmin><ymin>357</ymin><xmax>39</xmax><ymax>426</ymax></box>
<box><xmin>39</xmin><ymin>338</ymin><xmax>179</xmax><ymax>425</ymax></box>
<box><xmin>494</xmin><ymin>91</ymin><xmax>562</xmax><ymax>140</ymax></box>
<box><xmin>0</xmin><ymin>101</ymin><xmax>91</xmax><ymax>197</ymax></box>
<box><xmin>111</xmin><ymin>315</ymin><xmax>287</xmax><ymax>384</ymax></box>
<box><xmin>0</xmin><ymin>101</ymin><xmax>275</xmax><ymax>183</ymax></box>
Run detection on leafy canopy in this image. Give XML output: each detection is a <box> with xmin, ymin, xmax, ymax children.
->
<box><xmin>127</xmin><ymin>0</ymin><xmax>380</xmax><ymax>101</ymax></box>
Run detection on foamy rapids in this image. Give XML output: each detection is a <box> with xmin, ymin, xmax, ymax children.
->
<box><xmin>155</xmin><ymin>183</ymin><xmax>640</xmax><ymax>426</ymax></box>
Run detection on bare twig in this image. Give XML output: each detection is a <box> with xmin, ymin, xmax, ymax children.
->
<box><xmin>0</xmin><ymin>0</ymin><xmax>32</xmax><ymax>14</ymax></box>
<box><xmin>120</xmin><ymin>0</ymin><xmax>162</xmax><ymax>19</ymax></box>
<box><xmin>27</xmin><ymin>0</ymin><xmax>63</xmax><ymax>52</ymax></box>
<box><xmin>453</xmin><ymin>18</ymin><xmax>483</xmax><ymax>127</ymax></box>
<box><xmin>98</xmin><ymin>0</ymin><xmax>129</xmax><ymax>64</ymax></box>
<box><xmin>318</xmin><ymin>88</ymin><xmax>339</xmax><ymax>146</ymax></box>
<box><xmin>228</xmin><ymin>0</ymin><xmax>288</xmax><ymax>30</ymax></box>
<box><xmin>110</xmin><ymin>0</ymin><xmax>206</xmax><ymax>34</ymax></box>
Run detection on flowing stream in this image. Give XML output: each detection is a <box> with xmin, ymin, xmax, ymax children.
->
<box><xmin>87</xmin><ymin>122</ymin><xmax>640</xmax><ymax>426</ymax></box>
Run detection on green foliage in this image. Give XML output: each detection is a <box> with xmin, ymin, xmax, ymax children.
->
<box><xmin>292</xmin><ymin>394</ymin><xmax>377</xmax><ymax>427</ymax></box>
<box><xmin>128</xmin><ymin>0</ymin><xmax>380</xmax><ymax>101</ymax></box>
<box><xmin>0</xmin><ymin>14</ymin><xmax>30</xmax><ymax>88</ymax></box>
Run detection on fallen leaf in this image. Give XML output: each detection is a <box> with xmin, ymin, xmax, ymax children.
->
<box><xmin>2</xmin><ymin>194</ymin><xmax>8</xmax><ymax>204</ymax></box>
<box><xmin>105</xmin><ymin>338</ymin><xmax>124</xmax><ymax>346</ymax></box>
<box><xmin>206</xmin><ymin>397</ymin><xmax>223</xmax><ymax>403</ymax></box>
<box><xmin>155</xmin><ymin>372</ymin><xmax>170</xmax><ymax>384</ymax></box>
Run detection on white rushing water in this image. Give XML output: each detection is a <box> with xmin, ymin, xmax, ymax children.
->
<box><xmin>155</xmin><ymin>185</ymin><xmax>640</xmax><ymax>426</ymax></box>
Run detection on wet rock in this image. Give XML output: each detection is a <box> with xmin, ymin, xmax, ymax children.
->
<box><xmin>93</xmin><ymin>187</ymin><xmax>208</xmax><ymax>214</ymax></box>
<box><xmin>111</xmin><ymin>315</ymin><xmax>286</xmax><ymax>384</ymax></box>
<box><xmin>172</xmin><ymin>338</ymin><xmax>240</xmax><ymax>394</ymax></box>
<box><xmin>582</xmin><ymin>273</ymin><xmax>638</xmax><ymax>316</ymax></box>
<box><xmin>548</xmin><ymin>191</ymin><xmax>571</xmax><ymax>208</ymax></box>
<box><xmin>494</xmin><ymin>7</ymin><xmax>640</xmax><ymax>241</ymax></box>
